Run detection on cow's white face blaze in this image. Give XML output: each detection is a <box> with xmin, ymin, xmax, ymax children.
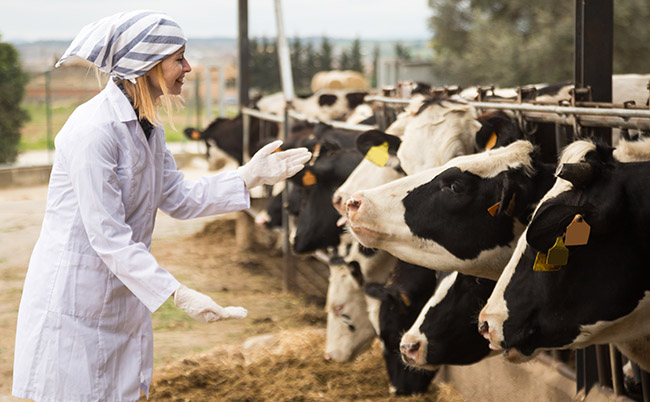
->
<box><xmin>400</xmin><ymin>272</ymin><xmax>458</xmax><ymax>370</ymax></box>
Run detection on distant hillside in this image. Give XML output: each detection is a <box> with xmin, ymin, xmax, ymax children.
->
<box><xmin>11</xmin><ymin>37</ymin><xmax>432</xmax><ymax>72</ymax></box>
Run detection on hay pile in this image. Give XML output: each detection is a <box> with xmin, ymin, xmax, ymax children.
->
<box><xmin>146</xmin><ymin>328</ymin><xmax>464</xmax><ymax>402</ymax></box>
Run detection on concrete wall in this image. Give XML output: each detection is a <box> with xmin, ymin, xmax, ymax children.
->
<box><xmin>437</xmin><ymin>356</ymin><xmax>634</xmax><ymax>402</ymax></box>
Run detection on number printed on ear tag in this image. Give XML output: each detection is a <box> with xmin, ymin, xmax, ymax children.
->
<box><xmin>366</xmin><ymin>142</ymin><xmax>390</xmax><ymax>167</ymax></box>
<box><xmin>565</xmin><ymin>214</ymin><xmax>591</xmax><ymax>246</ymax></box>
<box><xmin>533</xmin><ymin>252</ymin><xmax>563</xmax><ymax>271</ymax></box>
<box><xmin>546</xmin><ymin>236</ymin><xmax>569</xmax><ymax>266</ymax></box>
<box><xmin>302</xmin><ymin>170</ymin><xmax>317</xmax><ymax>186</ymax></box>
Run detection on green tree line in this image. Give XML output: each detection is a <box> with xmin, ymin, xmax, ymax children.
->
<box><xmin>248</xmin><ymin>36</ymin><xmax>368</xmax><ymax>95</ymax></box>
<box><xmin>428</xmin><ymin>0</ymin><xmax>650</xmax><ymax>87</ymax></box>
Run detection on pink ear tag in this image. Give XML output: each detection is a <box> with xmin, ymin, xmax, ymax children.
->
<box><xmin>564</xmin><ymin>214</ymin><xmax>591</xmax><ymax>246</ymax></box>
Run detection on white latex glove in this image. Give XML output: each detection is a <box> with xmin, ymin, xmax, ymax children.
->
<box><xmin>174</xmin><ymin>285</ymin><xmax>248</xmax><ymax>323</ymax></box>
<box><xmin>237</xmin><ymin>140</ymin><xmax>311</xmax><ymax>189</ymax></box>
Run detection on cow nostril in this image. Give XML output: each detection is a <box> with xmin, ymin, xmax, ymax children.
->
<box><xmin>324</xmin><ymin>353</ymin><xmax>332</xmax><ymax>361</ymax></box>
<box><xmin>400</xmin><ymin>342</ymin><xmax>420</xmax><ymax>354</ymax></box>
<box><xmin>346</xmin><ymin>198</ymin><xmax>361</xmax><ymax>211</ymax></box>
<box><xmin>478</xmin><ymin>321</ymin><xmax>489</xmax><ymax>335</ymax></box>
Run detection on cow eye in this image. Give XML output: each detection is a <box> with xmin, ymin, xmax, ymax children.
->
<box><xmin>445</xmin><ymin>182</ymin><xmax>463</xmax><ymax>193</ymax></box>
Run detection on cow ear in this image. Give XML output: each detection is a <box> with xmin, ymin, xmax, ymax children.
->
<box><xmin>364</xmin><ymin>282</ymin><xmax>389</xmax><ymax>301</ymax></box>
<box><xmin>356</xmin><ymin>130</ymin><xmax>401</xmax><ymax>157</ymax></box>
<box><xmin>491</xmin><ymin>170</ymin><xmax>527</xmax><ymax>218</ymax></box>
<box><xmin>526</xmin><ymin>203</ymin><xmax>583</xmax><ymax>253</ymax></box>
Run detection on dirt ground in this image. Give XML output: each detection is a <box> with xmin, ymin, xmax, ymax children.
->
<box><xmin>0</xmin><ymin>164</ymin><xmax>462</xmax><ymax>402</ymax></box>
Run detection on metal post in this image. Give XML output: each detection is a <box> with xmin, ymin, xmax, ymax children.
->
<box><xmin>44</xmin><ymin>69</ymin><xmax>53</xmax><ymax>164</ymax></box>
<box><xmin>204</xmin><ymin>65</ymin><xmax>212</xmax><ymax>125</ymax></box>
<box><xmin>609</xmin><ymin>345</ymin><xmax>624</xmax><ymax>395</ymax></box>
<box><xmin>194</xmin><ymin>72</ymin><xmax>201</xmax><ymax>129</ymax></box>
<box><xmin>596</xmin><ymin>344</ymin><xmax>612</xmax><ymax>388</ymax></box>
<box><xmin>218</xmin><ymin>65</ymin><xmax>226</xmax><ymax>117</ymax></box>
<box><xmin>242</xmin><ymin>112</ymin><xmax>250</xmax><ymax>164</ymax></box>
<box><xmin>577</xmin><ymin>346</ymin><xmax>600</xmax><ymax>394</ymax></box>
<box><xmin>238</xmin><ymin>0</ymin><xmax>249</xmax><ymax>109</ymax></box>
<box><xmin>274</xmin><ymin>0</ymin><xmax>296</xmax><ymax>293</ymax></box>
<box><xmin>574</xmin><ymin>0</ymin><xmax>613</xmax><ymax>144</ymax></box>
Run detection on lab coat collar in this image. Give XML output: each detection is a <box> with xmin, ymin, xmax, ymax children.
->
<box><xmin>106</xmin><ymin>79</ymin><xmax>139</xmax><ymax>123</ymax></box>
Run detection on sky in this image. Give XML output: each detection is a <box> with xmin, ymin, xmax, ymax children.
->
<box><xmin>1</xmin><ymin>0</ymin><xmax>433</xmax><ymax>42</ymax></box>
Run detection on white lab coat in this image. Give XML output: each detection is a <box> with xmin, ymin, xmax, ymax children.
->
<box><xmin>12</xmin><ymin>79</ymin><xmax>250</xmax><ymax>402</ymax></box>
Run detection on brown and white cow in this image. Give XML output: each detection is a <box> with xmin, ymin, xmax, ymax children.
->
<box><xmin>478</xmin><ymin>138</ymin><xmax>650</xmax><ymax>371</ymax></box>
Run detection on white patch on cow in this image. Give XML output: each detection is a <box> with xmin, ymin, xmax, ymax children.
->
<box><xmin>615</xmin><ymin>336</ymin><xmax>650</xmax><ymax>372</ymax></box>
<box><xmin>572</xmin><ymin>291</ymin><xmax>650</xmax><ymax>348</ymax></box>
<box><xmin>345</xmin><ymin>104</ymin><xmax>374</xmax><ymax>125</ymax></box>
<box><xmin>397</xmin><ymin>100</ymin><xmax>481</xmax><ymax>174</ymax></box>
<box><xmin>443</xmin><ymin>140</ymin><xmax>535</xmax><ymax>179</ymax></box>
<box><xmin>479</xmin><ymin>230</ymin><xmax>530</xmax><ymax>348</ymax></box>
<box><xmin>613</xmin><ymin>137</ymin><xmax>650</xmax><ymax>162</ymax></box>
<box><xmin>400</xmin><ymin>272</ymin><xmax>458</xmax><ymax>370</ymax></box>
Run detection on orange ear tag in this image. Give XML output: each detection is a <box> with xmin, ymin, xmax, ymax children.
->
<box><xmin>546</xmin><ymin>236</ymin><xmax>569</xmax><ymax>266</ymax></box>
<box><xmin>302</xmin><ymin>170</ymin><xmax>317</xmax><ymax>186</ymax></box>
<box><xmin>487</xmin><ymin>202</ymin><xmax>500</xmax><ymax>216</ymax></box>
<box><xmin>400</xmin><ymin>293</ymin><xmax>412</xmax><ymax>307</ymax></box>
<box><xmin>564</xmin><ymin>214</ymin><xmax>591</xmax><ymax>246</ymax></box>
<box><xmin>191</xmin><ymin>130</ymin><xmax>201</xmax><ymax>140</ymax></box>
<box><xmin>485</xmin><ymin>132</ymin><xmax>498</xmax><ymax>150</ymax></box>
<box><xmin>533</xmin><ymin>252</ymin><xmax>563</xmax><ymax>272</ymax></box>
<box><xmin>365</xmin><ymin>142</ymin><xmax>390</xmax><ymax>167</ymax></box>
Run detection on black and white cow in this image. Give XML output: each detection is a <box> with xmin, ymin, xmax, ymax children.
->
<box><xmin>184</xmin><ymin>114</ymin><xmax>278</xmax><ymax>165</ymax></box>
<box><xmin>399</xmin><ymin>271</ymin><xmax>497</xmax><ymax>370</ymax></box>
<box><xmin>364</xmin><ymin>260</ymin><xmax>439</xmax><ymax>396</ymax></box>
<box><xmin>478</xmin><ymin>137</ymin><xmax>650</xmax><ymax>371</ymax></box>
<box><xmin>346</xmin><ymin>140</ymin><xmax>557</xmax><ymax>280</ymax></box>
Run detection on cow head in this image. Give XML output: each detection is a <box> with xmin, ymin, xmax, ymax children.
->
<box><xmin>346</xmin><ymin>140</ymin><xmax>555</xmax><ymax>280</ymax></box>
<box><xmin>325</xmin><ymin>258</ymin><xmax>376</xmax><ymax>362</ymax></box>
<box><xmin>400</xmin><ymin>272</ymin><xmax>496</xmax><ymax>371</ymax></box>
<box><xmin>364</xmin><ymin>260</ymin><xmax>438</xmax><ymax>396</ymax></box>
<box><xmin>478</xmin><ymin>139</ymin><xmax>650</xmax><ymax>364</ymax></box>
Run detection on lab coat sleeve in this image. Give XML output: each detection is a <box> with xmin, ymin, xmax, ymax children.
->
<box><xmin>158</xmin><ymin>145</ymin><xmax>250</xmax><ymax>219</ymax></box>
<box><xmin>65</xmin><ymin>125</ymin><xmax>180</xmax><ymax>312</ymax></box>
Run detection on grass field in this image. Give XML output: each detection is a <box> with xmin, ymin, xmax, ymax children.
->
<box><xmin>19</xmin><ymin>65</ymin><xmax>239</xmax><ymax>152</ymax></box>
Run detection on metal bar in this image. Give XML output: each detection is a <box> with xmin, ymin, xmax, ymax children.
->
<box><xmin>288</xmin><ymin>110</ymin><xmax>377</xmax><ymax>131</ymax></box>
<box><xmin>468</xmin><ymin>101</ymin><xmax>650</xmax><ymax>118</ymax></box>
<box><xmin>204</xmin><ymin>65</ymin><xmax>212</xmax><ymax>125</ymax></box>
<box><xmin>642</xmin><ymin>368</ymin><xmax>650</xmax><ymax>402</ymax></box>
<box><xmin>274</xmin><ymin>0</ymin><xmax>295</xmax><ymax>102</ymax></box>
<box><xmin>596</xmin><ymin>345</ymin><xmax>612</xmax><ymax>388</ymax></box>
<box><xmin>237</xmin><ymin>0</ymin><xmax>249</xmax><ymax>109</ymax></box>
<box><xmin>218</xmin><ymin>65</ymin><xmax>226</xmax><ymax>117</ymax></box>
<box><xmin>609</xmin><ymin>345</ymin><xmax>624</xmax><ymax>395</ymax></box>
<box><xmin>242</xmin><ymin>112</ymin><xmax>251</xmax><ymax>164</ymax></box>
<box><xmin>241</xmin><ymin>107</ymin><xmax>285</xmax><ymax>123</ymax></box>
<box><xmin>282</xmin><ymin>108</ymin><xmax>296</xmax><ymax>293</ymax></box>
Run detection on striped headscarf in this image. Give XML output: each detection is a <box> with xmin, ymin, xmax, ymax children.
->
<box><xmin>55</xmin><ymin>10</ymin><xmax>186</xmax><ymax>82</ymax></box>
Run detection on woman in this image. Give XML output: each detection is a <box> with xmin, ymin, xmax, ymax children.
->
<box><xmin>12</xmin><ymin>10</ymin><xmax>310</xmax><ymax>402</ymax></box>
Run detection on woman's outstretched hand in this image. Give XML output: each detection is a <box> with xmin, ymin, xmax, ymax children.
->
<box><xmin>237</xmin><ymin>140</ymin><xmax>311</xmax><ymax>189</ymax></box>
<box><xmin>174</xmin><ymin>285</ymin><xmax>248</xmax><ymax>323</ymax></box>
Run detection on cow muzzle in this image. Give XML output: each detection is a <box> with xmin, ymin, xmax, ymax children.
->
<box><xmin>400</xmin><ymin>333</ymin><xmax>427</xmax><ymax>367</ymax></box>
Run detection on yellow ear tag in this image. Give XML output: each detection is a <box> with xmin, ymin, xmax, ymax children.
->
<box><xmin>564</xmin><ymin>214</ymin><xmax>591</xmax><ymax>246</ymax></box>
<box><xmin>485</xmin><ymin>132</ymin><xmax>498</xmax><ymax>150</ymax></box>
<box><xmin>365</xmin><ymin>142</ymin><xmax>390</xmax><ymax>167</ymax></box>
<box><xmin>546</xmin><ymin>236</ymin><xmax>569</xmax><ymax>266</ymax></box>
<box><xmin>487</xmin><ymin>202</ymin><xmax>500</xmax><ymax>216</ymax></box>
<box><xmin>533</xmin><ymin>252</ymin><xmax>563</xmax><ymax>272</ymax></box>
<box><xmin>302</xmin><ymin>170</ymin><xmax>317</xmax><ymax>187</ymax></box>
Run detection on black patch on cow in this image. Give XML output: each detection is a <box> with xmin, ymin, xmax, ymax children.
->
<box><xmin>419</xmin><ymin>273</ymin><xmax>494</xmax><ymax>366</ymax></box>
<box><xmin>348</xmin><ymin>261</ymin><xmax>364</xmax><ymax>286</ymax></box>
<box><xmin>318</xmin><ymin>94</ymin><xmax>338</xmax><ymax>107</ymax></box>
<box><xmin>402</xmin><ymin>168</ymin><xmax>519</xmax><ymax>260</ymax></box>
<box><xmin>345</xmin><ymin>92</ymin><xmax>368</xmax><ymax>110</ymax></box>
<box><xmin>355</xmin><ymin>130</ymin><xmax>401</xmax><ymax>157</ymax></box>
<box><xmin>374</xmin><ymin>261</ymin><xmax>438</xmax><ymax>395</ymax></box>
<box><xmin>475</xmin><ymin>111</ymin><xmax>523</xmax><ymax>152</ymax></box>
<box><xmin>357</xmin><ymin>244</ymin><xmax>377</xmax><ymax>257</ymax></box>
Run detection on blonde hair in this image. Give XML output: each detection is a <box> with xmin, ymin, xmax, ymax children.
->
<box><xmin>117</xmin><ymin>63</ymin><xmax>183</xmax><ymax>128</ymax></box>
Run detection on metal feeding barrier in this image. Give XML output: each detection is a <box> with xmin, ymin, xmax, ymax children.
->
<box><xmin>369</xmin><ymin>86</ymin><xmax>650</xmax><ymax>402</ymax></box>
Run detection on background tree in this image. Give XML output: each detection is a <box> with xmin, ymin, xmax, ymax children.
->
<box><xmin>317</xmin><ymin>36</ymin><xmax>334</xmax><ymax>72</ymax></box>
<box><xmin>0</xmin><ymin>38</ymin><xmax>29</xmax><ymax>164</ymax></box>
<box><xmin>395</xmin><ymin>42</ymin><xmax>412</xmax><ymax>62</ymax></box>
<box><xmin>371</xmin><ymin>44</ymin><xmax>380</xmax><ymax>88</ymax></box>
<box><xmin>427</xmin><ymin>0</ymin><xmax>650</xmax><ymax>87</ymax></box>
<box><xmin>348</xmin><ymin>38</ymin><xmax>364</xmax><ymax>73</ymax></box>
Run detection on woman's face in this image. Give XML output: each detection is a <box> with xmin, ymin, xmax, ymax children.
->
<box><xmin>149</xmin><ymin>46</ymin><xmax>191</xmax><ymax>97</ymax></box>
